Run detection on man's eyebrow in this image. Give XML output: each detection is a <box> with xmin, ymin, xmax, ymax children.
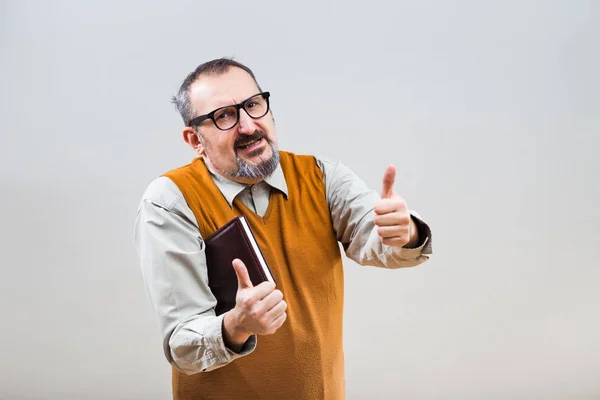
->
<box><xmin>207</xmin><ymin>94</ymin><xmax>259</xmax><ymax>112</ymax></box>
<box><xmin>197</xmin><ymin>99</ymin><xmax>233</xmax><ymax>115</ymax></box>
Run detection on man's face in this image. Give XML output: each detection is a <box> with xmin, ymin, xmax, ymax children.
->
<box><xmin>186</xmin><ymin>67</ymin><xmax>279</xmax><ymax>184</ymax></box>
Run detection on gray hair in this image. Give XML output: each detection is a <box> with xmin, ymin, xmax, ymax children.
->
<box><xmin>171</xmin><ymin>57</ymin><xmax>262</xmax><ymax>127</ymax></box>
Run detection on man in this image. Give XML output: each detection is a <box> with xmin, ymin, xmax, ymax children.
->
<box><xmin>134</xmin><ymin>58</ymin><xmax>433</xmax><ymax>400</ymax></box>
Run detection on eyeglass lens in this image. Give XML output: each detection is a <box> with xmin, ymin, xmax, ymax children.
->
<box><xmin>213</xmin><ymin>94</ymin><xmax>268</xmax><ymax>130</ymax></box>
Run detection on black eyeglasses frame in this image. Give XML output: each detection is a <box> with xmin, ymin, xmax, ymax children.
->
<box><xmin>187</xmin><ymin>91</ymin><xmax>271</xmax><ymax>130</ymax></box>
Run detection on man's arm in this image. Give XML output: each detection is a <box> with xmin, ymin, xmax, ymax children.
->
<box><xmin>316</xmin><ymin>157</ymin><xmax>433</xmax><ymax>268</ymax></box>
<box><xmin>133</xmin><ymin>177</ymin><xmax>256</xmax><ymax>374</ymax></box>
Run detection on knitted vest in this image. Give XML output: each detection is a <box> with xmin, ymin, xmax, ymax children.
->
<box><xmin>163</xmin><ymin>151</ymin><xmax>345</xmax><ymax>400</ymax></box>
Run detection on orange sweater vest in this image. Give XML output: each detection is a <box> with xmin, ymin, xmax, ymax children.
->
<box><xmin>163</xmin><ymin>151</ymin><xmax>345</xmax><ymax>400</ymax></box>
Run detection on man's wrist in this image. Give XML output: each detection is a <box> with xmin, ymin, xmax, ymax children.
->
<box><xmin>403</xmin><ymin>216</ymin><xmax>421</xmax><ymax>249</ymax></box>
<box><xmin>222</xmin><ymin>311</ymin><xmax>251</xmax><ymax>352</ymax></box>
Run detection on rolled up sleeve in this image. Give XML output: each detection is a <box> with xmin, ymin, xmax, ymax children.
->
<box><xmin>316</xmin><ymin>156</ymin><xmax>433</xmax><ymax>269</ymax></box>
<box><xmin>134</xmin><ymin>177</ymin><xmax>255</xmax><ymax>374</ymax></box>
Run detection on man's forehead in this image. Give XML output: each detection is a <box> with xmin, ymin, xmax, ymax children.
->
<box><xmin>189</xmin><ymin>68</ymin><xmax>260</xmax><ymax>114</ymax></box>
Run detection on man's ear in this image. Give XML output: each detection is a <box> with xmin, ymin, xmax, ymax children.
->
<box><xmin>182</xmin><ymin>127</ymin><xmax>205</xmax><ymax>156</ymax></box>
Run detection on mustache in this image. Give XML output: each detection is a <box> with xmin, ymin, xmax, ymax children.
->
<box><xmin>234</xmin><ymin>130</ymin><xmax>268</xmax><ymax>148</ymax></box>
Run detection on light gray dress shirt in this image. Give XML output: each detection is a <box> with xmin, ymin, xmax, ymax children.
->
<box><xmin>134</xmin><ymin>155</ymin><xmax>432</xmax><ymax>375</ymax></box>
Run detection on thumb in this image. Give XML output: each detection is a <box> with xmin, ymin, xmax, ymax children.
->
<box><xmin>381</xmin><ymin>164</ymin><xmax>396</xmax><ymax>199</ymax></box>
<box><xmin>232</xmin><ymin>259</ymin><xmax>253</xmax><ymax>290</ymax></box>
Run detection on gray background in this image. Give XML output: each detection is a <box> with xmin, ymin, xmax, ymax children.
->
<box><xmin>1</xmin><ymin>0</ymin><xmax>599</xmax><ymax>399</ymax></box>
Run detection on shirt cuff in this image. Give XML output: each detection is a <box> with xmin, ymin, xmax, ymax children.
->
<box><xmin>379</xmin><ymin>212</ymin><xmax>432</xmax><ymax>262</ymax></box>
<box><xmin>170</xmin><ymin>313</ymin><xmax>257</xmax><ymax>374</ymax></box>
<box><xmin>203</xmin><ymin>314</ymin><xmax>257</xmax><ymax>371</ymax></box>
<box><xmin>403</xmin><ymin>213</ymin><xmax>433</xmax><ymax>250</ymax></box>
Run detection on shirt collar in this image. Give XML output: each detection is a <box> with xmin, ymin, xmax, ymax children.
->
<box><xmin>204</xmin><ymin>159</ymin><xmax>289</xmax><ymax>207</ymax></box>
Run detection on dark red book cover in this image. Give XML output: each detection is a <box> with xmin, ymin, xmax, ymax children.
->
<box><xmin>204</xmin><ymin>215</ymin><xmax>276</xmax><ymax>315</ymax></box>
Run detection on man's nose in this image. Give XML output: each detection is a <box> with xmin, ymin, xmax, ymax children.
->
<box><xmin>237</xmin><ymin>109</ymin><xmax>255</xmax><ymax>135</ymax></box>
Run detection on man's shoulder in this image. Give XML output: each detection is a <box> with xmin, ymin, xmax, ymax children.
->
<box><xmin>162</xmin><ymin>157</ymin><xmax>203</xmax><ymax>179</ymax></box>
<box><xmin>279</xmin><ymin>150</ymin><xmax>339</xmax><ymax>169</ymax></box>
<box><xmin>140</xmin><ymin>175</ymin><xmax>184</xmax><ymax>212</ymax></box>
<box><xmin>140</xmin><ymin>158</ymin><xmax>204</xmax><ymax>208</ymax></box>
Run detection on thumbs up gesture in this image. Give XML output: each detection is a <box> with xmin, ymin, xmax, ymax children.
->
<box><xmin>222</xmin><ymin>259</ymin><xmax>287</xmax><ymax>351</ymax></box>
<box><xmin>373</xmin><ymin>164</ymin><xmax>419</xmax><ymax>248</ymax></box>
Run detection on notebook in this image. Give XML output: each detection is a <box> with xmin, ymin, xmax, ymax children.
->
<box><xmin>204</xmin><ymin>215</ymin><xmax>276</xmax><ymax>315</ymax></box>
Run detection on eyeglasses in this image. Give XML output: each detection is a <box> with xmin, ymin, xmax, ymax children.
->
<box><xmin>187</xmin><ymin>92</ymin><xmax>271</xmax><ymax>130</ymax></box>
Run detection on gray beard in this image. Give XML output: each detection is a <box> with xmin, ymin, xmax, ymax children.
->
<box><xmin>229</xmin><ymin>142</ymin><xmax>280</xmax><ymax>180</ymax></box>
<box><xmin>202</xmin><ymin>140</ymin><xmax>280</xmax><ymax>181</ymax></box>
<box><xmin>197</xmin><ymin>131</ymin><xmax>280</xmax><ymax>181</ymax></box>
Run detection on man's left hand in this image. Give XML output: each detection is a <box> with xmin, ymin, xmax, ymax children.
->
<box><xmin>373</xmin><ymin>164</ymin><xmax>419</xmax><ymax>248</ymax></box>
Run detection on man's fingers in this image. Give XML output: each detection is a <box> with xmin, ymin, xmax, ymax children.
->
<box><xmin>249</xmin><ymin>281</ymin><xmax>277</xmax><ymax>301</ymax></box>
<box><xmin>377</xmin><ymin>225</ymin><xmax>408</xmax><ymax>238</ymax></box>
<box><xmin>232</xmin><ymin>259</ymin><xmax>253</xmax><ymax>290</ymax></box>
<box><xmin>381</xmin><ymin>164</ymin><xmax>396</xmax><ymax>199</ymax></box>
<box><xmin>374</xmin><ymin>198</ymin><xmax>407</xmax><ymax>215</ymax></box>
<box><xmin>271</xmin><ymin>311</ymin><xmax>287</xmax><ymax>330</ymax></box>
<box><xmin>374</xmin><ymin>211</ymin><xmax>410</xmax><ymax>226</ymax></box>
<box><xmin>260</xmin><ymin>288</ymin><xmax>284</xmax><ymax>310</ymax></box>
<box><xmin>265</xmin><ymin>299</ymin><xmax>288</xmax><ymax>322</ymax></box>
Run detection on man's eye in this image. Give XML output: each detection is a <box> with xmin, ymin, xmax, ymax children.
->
<box><xmin>246</xmin><ymin>101</ymin><xmax>258</xmax><ymax>109</ymax></box>
<box><xmin>216</xmin><ymin>111</ymin><xmax>233</xmax><ymax>120</ymax></box>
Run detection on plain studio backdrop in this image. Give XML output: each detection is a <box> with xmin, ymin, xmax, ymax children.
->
<box><xmin>1</xmin><ymin>1</ymin><xmax>598</xmax><ymax>399</ymax></box>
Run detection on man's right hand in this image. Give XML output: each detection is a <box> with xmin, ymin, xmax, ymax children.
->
<box><xmin>222</xmin><ymin>258</ymin><xmax>287</xmax><ymax>351</ymax></box>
